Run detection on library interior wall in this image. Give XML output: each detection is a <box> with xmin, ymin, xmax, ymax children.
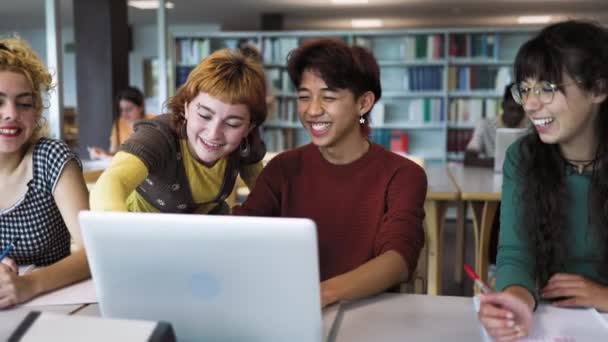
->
<box><xmin>7</xmin><ymin>28</ymin><xmax>77</xmax><ymax>108</ymax></box>
<box><xmin>2</xmin><ymin>23</ymin><xmax>220</xmax><ymax>114</ymax></box>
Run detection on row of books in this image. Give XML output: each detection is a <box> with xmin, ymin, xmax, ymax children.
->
<box><xmin>369</xmin><ymin>130</ymin><xmax>409</xmax><ymax>153</ymax></box>
<box><xmin>448</xmin><ymin>98</ymin><xmax>499</xmax><ymax>124</ymax></box>
<box><xmin>447</xmin><ymin>129</ymin><xmax>474</xmax><ymax>153</ymax></box>
<box><xmin>381</xmin><ymin>66</ymin><xmax>443</xmax><ymax>92</ymax></box>
<box><xmin>448</xmin><ymin>66</ymin><xmax>512</xmax><ymax>91</ymax></box>
<box><xmin>262</xmin><ymin>128</ymin><xmax>309</xmax><ymax>152</ymax></box>
<box><xmin>354</xmin><ymin>34</ymin><xmax>444</xmax><ymax>61</ymax></box>
<box><xmin>175</xmin><ymin>65</ymin><xmax>194</xmax><ymax>88</ymax></box>
<box><xmin>265</xmin><ymin>69</ymin><xmax>295</xmax><ymax>93</ymax></box>
<box><xmin>175</xmin><ymin>38</ymin><xmax>211</xmax><ymax>66</ymax></box>
<box><xmin>449</xmin><ymin>34</ymin><xmax>498</xmax><ymax>58</ymax></box>
<box><xmin>262</xmin><ymin>38</ymin><xmax>299</xmax><ymax>65</ymax></box>
<box><xmin>370</xmin><ymin>99</ymin><xmax>444</xmax><ymax>125</ymax></box>
<box><xmin>268</xmin><ymin>98</ymin><xmax>297</xmax><ymax>124</ymax></box>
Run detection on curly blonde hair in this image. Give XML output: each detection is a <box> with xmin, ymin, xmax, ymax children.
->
<box><xmin>0</xmin><ymin>35</ymin><xmax>53</xmax><ymax>142</ymax></box>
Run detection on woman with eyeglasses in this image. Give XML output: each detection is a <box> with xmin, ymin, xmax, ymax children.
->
<box><xmin>478</xmin><ymin>20</ymin><xmax>608</xmax><ymax>340</ymax></box>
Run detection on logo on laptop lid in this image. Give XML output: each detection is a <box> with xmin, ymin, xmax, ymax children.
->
<box><xmin>190</xmin><ymin>272</ymin><xmax>220</xmax><ymax>299</ymax></box>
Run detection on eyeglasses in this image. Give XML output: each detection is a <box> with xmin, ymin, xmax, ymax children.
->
<box><xmin>510</xmin><ymin>81</ymin><xmax>578</xmax><ymax>106</ymax></box>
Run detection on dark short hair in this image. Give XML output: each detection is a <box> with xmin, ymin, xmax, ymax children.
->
<box><xmin>286</xmin><ymin>38</ymin><xmax>381</xmax><ymax>130</ymax></box>
<box><xmin>117</xmin><ymin>86</ymin><xmax>145</xmax><ymax>108</ymax></box>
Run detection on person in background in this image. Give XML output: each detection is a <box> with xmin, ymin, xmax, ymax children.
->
<box><xmin>465</xmin><ymin>83</ymin><xmax>531</xmax><ymax>266</ymax></box>
<box><xmin>238</xmin><ymin>41</ymin><xmax>277</xmax><ymax>120</ymax></box>
<box><xmin>88</xmin><ymin>86</ymin><xmax>154</xmax><ymax>160</ymax></box>
<box><xmin>90</xmin><ymin>49</ymin><xmax>267</xmax><ymax>214</ymax></box>
<box><xmin>0</xmin><ymin>36</ymin><xmax>90</xmax><ymax>308</ymax></box>
<box><xmin>478</xmin><ymin>20</ymin><xmax>608</xmax><ymax>340</ymax></box>
<box><xmin>464</xmin><ymin>82</ymin><xmax>528</xmax><ymax>167</ymax></box>
<box><xmin>233</xmin><ymin>38</ymin><xmax>427</xmax><ymax>308</ymax></box>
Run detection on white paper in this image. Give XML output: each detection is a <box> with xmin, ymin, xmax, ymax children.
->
<box><xmin>473</xmin><ymin>296</ymin><xmax>608</xmax><ymax>342</ymax></box>
<box><xmin>19</xmin><ymin>279</ymin><xmax>97</xmax><ymax>307</ymax></box>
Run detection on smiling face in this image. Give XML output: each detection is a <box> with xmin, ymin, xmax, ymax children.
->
<box><xmin>0</xmin><ymin>70</ymin><xmax>36</xmax><ymax>154</ymax></box>
<box><xmin>522</xmin><ymin>72</ymin><xmax>605</xmax><ymax>151</ymax></box>
<box><xmin>184</xmin><ymin>92</ymin><xmax>253</xmax><ymax>166</ymax></box>
<box><xmin>296</xmin><ymin>69</ymin><xmax>369</xmax><ymax>151</ymax></box>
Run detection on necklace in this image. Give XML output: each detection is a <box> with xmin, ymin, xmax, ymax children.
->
<box><xmin>563</xmin><ymin>158</ymin><xmax>596</xmax><ymax>174</ymax></box>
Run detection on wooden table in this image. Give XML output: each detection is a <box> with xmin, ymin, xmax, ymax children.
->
<box><xmin>424</xmin><ymin>164</ymin><xmax>460</xmax><ymax>295</ymax></box>
<box><xmin>447</xmin><ymin>164</ymin><xmax>501</xmax><ymax>286</ymax></box>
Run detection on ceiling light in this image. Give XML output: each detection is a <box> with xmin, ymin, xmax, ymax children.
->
<box><xmin>128</xmin><ymin>0</ymin><xmax>175</xmax><ymax>10</ymax></box>
<box><xmin>351</xmin><ymin>19</ymin><xmax>383</xmax><ymax>28</ymax></box>
<box><xmin>332</xmin><ymin>0</ymin><xmax>369</xmax><ymax>4</ymax></box>
<box><xmin>517</xmin><ymin>16</ymin><xmax>552</xmax><ymax>24</ymax></box>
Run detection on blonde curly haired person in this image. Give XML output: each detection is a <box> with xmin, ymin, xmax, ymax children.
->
<box><xmin>0</xmin><ymin>36</ymin><xmax>90</xmax><ymax>308</ymax></box>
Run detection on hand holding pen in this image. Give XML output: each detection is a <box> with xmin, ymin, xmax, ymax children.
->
<box><xmin>0</xmin><ymin>237</ymin><xmax>33</xmax><ymax>309</ymax></box>
<box><xmin>464</xmin><ymin>264</ymin><xmax>494</xmax><ymax>294</ymax></box>
<box><xmin>0</xmin><ymin>237</ymin><xmax>19</xmax><ymax>274</ymax></box>
<box><xmin>466</xmin><ymin>264</ymin><xmax>533</xmax><ymax>341</ymax></box>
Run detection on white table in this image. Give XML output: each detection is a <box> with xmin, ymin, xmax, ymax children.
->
<box><xmin>334</xmin><ymin>293</ymin><xmax>481</xmax><ymax>342</ymax></box>
<box><xmin>10</xmin><ymin>293</ymin><xmax>608</xmax><ymax>341</ymax></box>
<box><xmin>74</xmin><ymin>295</ymin><xmax>483</xmax><ymax>341</ymax></box>
<box><xmin>55</xmin><ymin>295</ymin><xmax>482</xmax><ymax>341</ymax></box>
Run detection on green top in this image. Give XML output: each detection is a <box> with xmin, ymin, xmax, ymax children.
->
<box><xmin>496</xmin><ymin>140</ymin><xmax>607</xmax><ymax>301</ymax></box>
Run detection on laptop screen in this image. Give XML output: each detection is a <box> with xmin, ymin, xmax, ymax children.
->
<box><xmin>494</xmin><ymin>128</ymin><xmax>528</xmax><ymax>173</ymax></box>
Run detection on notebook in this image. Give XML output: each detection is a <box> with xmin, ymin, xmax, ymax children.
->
<box><xmin>494</xmin><ymin>128</ymin><xmax>528</xmax><ymax>173</ymax></box>
<box><xmin>79</xmin><ymin>211</ymin><xmax>322</xmax><ymax>342</ymax></box>
<box><xmin>473</xmin><ymin>296</ymin><xmax>608</xmax><ymax>341</ymax></box>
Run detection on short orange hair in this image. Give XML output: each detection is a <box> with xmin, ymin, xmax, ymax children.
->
<box><xmin>167</xmin><ymin>49</ymin><xmax>267</xmax><ymax>131</ymax></box>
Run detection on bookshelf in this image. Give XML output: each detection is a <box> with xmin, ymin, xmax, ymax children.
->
<box><xmin>171</xmin><ymin>28</ymin><xmax>535</xmax><ymax>163</ymax></box>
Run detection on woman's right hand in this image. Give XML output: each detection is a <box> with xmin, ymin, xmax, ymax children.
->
<box><xmin>0</xmin><ymin>257</ymin><xmax>17</xmax><ymax>274</ymax></box>
<box><xmin>478</xmin><ymin>291</ymin><xmax>533</xmax><ymax>341</ymax></box>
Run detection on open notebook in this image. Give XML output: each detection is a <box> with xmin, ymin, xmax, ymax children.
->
<box><xmin>473</xmin><ymin>296</ymin><xmax>608</xmax><ymax>341</ymax></box>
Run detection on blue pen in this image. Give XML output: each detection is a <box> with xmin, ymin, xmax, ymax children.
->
<box><xmin>0</xmin><ymin>237</ymin><xmax>19</xmax><ymax>262</ymax></box>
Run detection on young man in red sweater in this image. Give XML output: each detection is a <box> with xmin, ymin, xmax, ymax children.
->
<box><xmin>233</xmin><ymin>38</ymin><xmax>427</xmax><ymax>308</ymax></box>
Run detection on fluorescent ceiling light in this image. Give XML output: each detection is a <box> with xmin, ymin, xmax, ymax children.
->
<box><xmin>128</xmin><ymin>0</ymin><xmax>175</xmax><ymax>10</ymax></box>
<box><xmin>351</xmin><ymin>19</ymin><xmax>383</xmax><ymax>28</ymax></box>
<box><xmin>332</xmin><ymin>0</ymin><xmax>369</xmax><ymax>4</ymax></box>
<box><xmin>517</xmin><ymin>15</ymin><xmax>552</xmax><ymax>24</ymax></box>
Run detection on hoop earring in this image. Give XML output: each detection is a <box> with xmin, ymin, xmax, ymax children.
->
<box><xmin>359</xmin><ymin>116</ymin><xmax>365</xmax><ymax>124</ymax></box>
<box><xmin>239</xmin><ymin>137</ymin><xmax>250</xmax><ymax>158</ymax></box>
<box><xmin>36</xmin><ymin>116</ymin><xmax>47</xmax><ymax>130</ymax></box>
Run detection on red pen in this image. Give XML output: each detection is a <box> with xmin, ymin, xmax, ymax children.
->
<box><xmin>463</xmin><ymin>264</ymin><xmax>494</xmax><ymax>294</ymax></box>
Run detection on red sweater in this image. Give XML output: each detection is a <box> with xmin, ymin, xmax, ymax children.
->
<box><xmin>233</xmin><ymin>143</ymin><xmax>427</xmax><ymax>281</ymax></box>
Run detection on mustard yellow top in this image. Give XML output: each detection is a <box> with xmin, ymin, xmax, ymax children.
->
<box><xmin>90</xmin><ymin>138</ymin><xmax>263</xmax><ymax>213</ymax></box>
<box><xmin>109</xmin><ymin>114</ymin><xmax>155</xmax><ymax>152</ymax></box>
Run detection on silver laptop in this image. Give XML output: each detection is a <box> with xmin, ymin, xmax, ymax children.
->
<box><xmin>494</xmin><ymin>128</ymin><xmax>528</xmax><ymax>173</ymax></box>
<box><xmin>79</xmin><ymin>211</ymin><xmax>322</xmax><ymax>342</ymax></box>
